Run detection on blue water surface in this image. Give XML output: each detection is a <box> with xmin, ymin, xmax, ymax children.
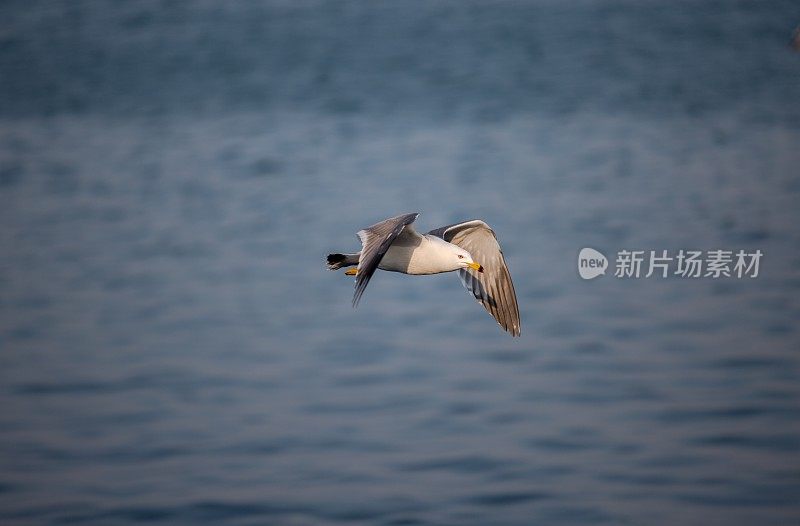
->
<box><xmin>1</xmin><ymin>1</ymin><xmax>799</xmax><ymax>524</ymax></box>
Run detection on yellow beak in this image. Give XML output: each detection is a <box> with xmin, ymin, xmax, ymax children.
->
<box><xmin>468</xmin><ymin>262</ymin><xmax>484</xmax><ymax>273</ymax></box>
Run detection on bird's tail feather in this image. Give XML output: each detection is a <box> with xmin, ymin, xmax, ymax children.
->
<box><xmin>326</xmin><ymin>253</ymin><xmax>359</xmax><ymax>270</ymax></box>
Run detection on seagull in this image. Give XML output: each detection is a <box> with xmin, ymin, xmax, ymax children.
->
<box><xmin>326</xmin><ymin>213</ymin><xmax>521</xmax><ymax>336</ymax></box>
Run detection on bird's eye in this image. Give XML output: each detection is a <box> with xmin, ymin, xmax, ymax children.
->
<box><xmin>457</xmin><ymin>255</ymin><xmax>464</xmax><ymax>259</ymax></box>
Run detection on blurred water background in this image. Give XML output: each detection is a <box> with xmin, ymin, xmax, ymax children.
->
<box><xmin>1</xmin><ymin>1</ymin><xmax>800</xmax><ymax>524</ymax></box>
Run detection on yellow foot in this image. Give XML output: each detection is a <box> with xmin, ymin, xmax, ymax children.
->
<box><xmin>345</xmin><ymin>268</ymin><xmax>358</xmax><ymax>276</ymax></box>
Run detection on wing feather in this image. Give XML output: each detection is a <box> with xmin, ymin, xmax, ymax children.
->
<box><xmin>429</xmin><ymin>220</ymin><xmax>521</xmax><ymax>336</ymax></box>
<box><xmin>353</xmin><ymin>212</ymin><xmax>419</xmax><ymax>306</ymax></box>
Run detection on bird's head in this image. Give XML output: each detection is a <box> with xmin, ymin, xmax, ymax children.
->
<box><xmin>452</xmin><ymin>246</ymin><xmax>484</xmax><ymax>273</ymax></box>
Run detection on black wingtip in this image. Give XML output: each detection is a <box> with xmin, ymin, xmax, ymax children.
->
<box><xmin>351</xmin><ymin>292</ymin><xmax>363</xmax><ymax>309</ymax></box>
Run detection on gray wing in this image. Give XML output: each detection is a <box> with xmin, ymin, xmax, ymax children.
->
<box><xmin>353</xmin><ymin>212</ymin><xmax>419</xmax><ymax>307</ymax></box>
<box><xmin>428</xmin><ymin>220</ymin><xmax>521</xmax><ymax>336</ymax></box>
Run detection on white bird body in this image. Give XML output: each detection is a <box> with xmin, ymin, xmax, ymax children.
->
<box><xmin>378</xmin><ymin>231</ymin><xmax>465</xmax><ymax>275</ymax></box>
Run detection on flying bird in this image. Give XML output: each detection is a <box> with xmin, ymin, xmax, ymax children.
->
<box><xmin>326</xmin><ymin>213</ymin><xmax>521</xmax><ymax>336</ymax></box>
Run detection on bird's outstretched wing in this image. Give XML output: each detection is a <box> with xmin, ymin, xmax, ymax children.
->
<box><xmin>353</xmin><ymin>212</ymin><xmax>419</xmax><ymax>306</ymax></box>
<box><xmin>428</xmin><ymin>220</ymin><xmax>521</xmax><ymax>336</ymax></box>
